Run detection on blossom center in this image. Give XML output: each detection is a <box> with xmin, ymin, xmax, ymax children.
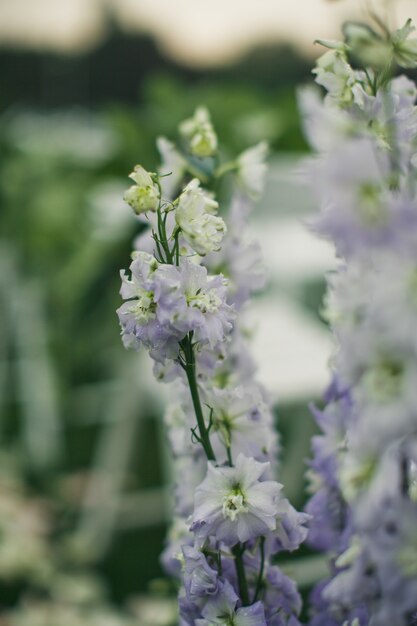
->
<box><xmin>222</xmin><ymin>486</ymin><xmax>248</xmax><ymax>521</ymax></box>
<box><xmin>357</xmin><ymin>182</ymin><xmax>386</xmax><ymax>226</ymax></box>
<box><xmin>362</xmin><ymin>357</ymin><xmax>404</xmax><ymax>402</ymax></box>
<box><xmin>187</xmin><ymin>290</ymin><xmax>221</xmax><ymax>314</ymax></box>
<box><xmin>128</xmin><ymin>290</ymin><xmax>156</xmax><ymax>324</ymax></box>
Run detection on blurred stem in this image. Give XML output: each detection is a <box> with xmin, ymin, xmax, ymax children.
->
<box><xmin>185</xmin><ymin>162</ymin><xmax>209</xmax><ymax>184</ymax></box>
<box><xmin>253</xmin><ymin>536</ymin><xmax>266</xmax><ymax>602</ymax></box>
<box><xmin>214</xmin><ymin>160</ymin><xmax>237</xmax><ymax>179</ymax></box>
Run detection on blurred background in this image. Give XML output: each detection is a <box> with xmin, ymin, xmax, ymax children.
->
<box><xmin>1</xmin><ymin>0</ymin><xmax>416</xmax><ymax>624</ymax></box>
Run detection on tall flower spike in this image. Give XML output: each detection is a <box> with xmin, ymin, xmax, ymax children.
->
<box><xmin>301</xmin><ymin>16</ymin><xmax>417</xmax><ymax>626</ymax></box>
<box><xmin>118</xmin><ymin>107</ymin><xmax>307</xmax><ymax>625</ymax></box>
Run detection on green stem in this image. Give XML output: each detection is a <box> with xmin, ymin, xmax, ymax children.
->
<box><xmin>232</xmin><ymin>544</ymin><xmax>250</xmax><ymax>606</ymax></box>
<box><xmin>253</xmin><ymin>536</ymin><xmax>266</xmax><ymax>603</ymax></box>
<box><xmin>173</xmin><ymin>228</ymin><xmax>180</xmax><ymax>266</ymax></box>
<box><xmin>157</xmin><ymin>207</ymin><xmax>173</xmax><ymax>264</ymax></box>
<box><xmin>180</xmin><ymin>336</ymin><xmax>216</xmax><ymax>462</ymax></box>
<box><xmin>179</xmin><ymin>341</ymin><xmax>250</xmax><ymax>607</ymax></box>
<box><xmin>185</xmin><ymin>162</ymin><xmax>210</xmax><ymax>184</ymax></box>
<box><xmin>214</xmin><ymin>160</ymin><xmax>238</xmax><ymax>179</ymax></box>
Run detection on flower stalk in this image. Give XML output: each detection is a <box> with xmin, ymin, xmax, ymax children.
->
<box><xmin>117</xmin><ymin>106</ymin><xmax>309</xmax><ymax>625</ymax></box>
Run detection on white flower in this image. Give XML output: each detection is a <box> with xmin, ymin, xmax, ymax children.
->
<box><xmin>123</xmin><ymin>165</ymin><xmax>160</xmax><ymax>214</ymax></box>
<box><xmin>175</xmin><ymin>179</ymin><xmax>226</xmax><ymax>256</ymax></box>
<box><xmin>179</xmin><ymin>107</ymin><xmax>218</xmax><ymax>158</ymax></box>
<box><xmin>313</xmin><ymin>50</ymin><xmax>359</xmax><ymax>105</ymax></box>
<box><xmin>236</xmin><ymin>142</ymin><xmax>268</xmax><ymax>200</ymax></box>
<box><xmin>190</xmin><ymin>453</ymin><xmax>282</xmax><ymax>545</ymax></box>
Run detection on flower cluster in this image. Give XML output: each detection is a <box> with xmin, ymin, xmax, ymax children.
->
<box><xmin>300</xmin><ymin>17</ymin><xmax>417</xmax><ymax>626</ymax></box>
<box><xmin>118</xmin><ymin>108</ymin><xmax>308</xmax><ymax>624</ymax></box>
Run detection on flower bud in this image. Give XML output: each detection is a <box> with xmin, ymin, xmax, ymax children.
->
<box><xmin>123</xmin><ymin>165</ymin><xmax>160</xmax><ymax>214</ymax></box>
<box><xmin>179</xmin><ymin>107</ymin><xmax>218</xmax><ymax>158</ymax></box>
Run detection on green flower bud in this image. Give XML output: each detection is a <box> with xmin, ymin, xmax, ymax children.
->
<box><xmin>179</xmin><ymin>107</ymin><xmax>218</xmax><ymax>158</ymax></box>
<box><xmin>123</xmin><ymin>165</ymin><xmax>160</xmax><ymax>214</ymax></box>
<box><xmin>391</xmin><ymin>19</ymin><xmax>417</xmax><ymax>69</ymax></box>
<box><xmin>343</xmin><ymin>22</ymin><xmax>392</xmax><ymax>69</ymax></box>
<box><xmin>313</xmin><ymin>49</ymin><xmax>357</xmax><ymax>106</ymax></box>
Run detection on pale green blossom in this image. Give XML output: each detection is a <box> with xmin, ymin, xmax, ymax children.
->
<box><xmin>179</xmin><ymin>107</ymin><xmax>218</xmax><ymax>158</ymax></box>
<box><xmin>313</xmin><ymin>50</ymin><xmax>359</xmax><ymax>105</ymax></box>
<box><xmin>123</xmin><ymin>165</ymin><xmax>160</xmax><ymax>214</ymax></box>
<box><xmin>342</xmin><ymin>19</ymin><xmax>417</xmax><ymax>70</ymax></box>
<box><xmin>343</xmin><ymin>22</ymin><xmax>392</xmax><ymax>69</ymax></box>
<box><xmin>175</xmin><ymin>179</ymin><xmax>226</xmax><ymax>255</ymax></box>
<box><xmin>391</xmin><ymin>18</ymin><xmax>417</xmax><ymax>68</ymax></box>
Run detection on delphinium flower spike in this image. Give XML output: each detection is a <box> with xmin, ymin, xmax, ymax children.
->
<box><xmin>300</xmin><ymin>15</ymin><xmax>417</xmax><ymax>626</ymax></box>
<box><xmin>117</xmin><ymin>108</ymin><xmax>309</xmax><ymax>625</ymax></box>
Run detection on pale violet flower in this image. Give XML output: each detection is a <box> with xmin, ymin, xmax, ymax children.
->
<box><xmin>182</xmin><ymin>546</ymin><xmax>219</xmax><ymax>600</ymax></box>
<box><xmin>175</xmin><ymin>179</ymin><xmax>226</xmax><ymax>256</ymax></box>
<box><xmin>117</xmin><ymin>255</ymin><xmax>234</xmax><ymax>360</ymax></box>
<box><xmin>196</xmin><ymin>580</ymin><xmax>267</xmax><ymax>626</ymax></box>
<box><xmin>155</xmin><ymin>260</ymin><xmax>235</xmax><ymax>349</ymax></box>
<box><xmin>116</xmin><ymin>252</ymin><xmax>182</xmax><ymax>361</ymax></box>
<box><xmin>123</xmin><ymin>164</ymin><xmax>160</xmax><ymax>214</ymax></box>
<box><xmin>180</xmin><ymin>107</ymin><xmax>218</xmax><ymax>158</ymax></box>
<box><xmin>190</xmin><ymin>454</ymin><xmax>282</xmax><ymax>545</ymax></box>
<box><xmin>203</xmin><ymin>195</ymin><xmax>266</xmax><ymax>309</ymax></box>
<box><xmin>297</xmin><ymin>87</ymin><xmax>357</xmax><ymax>152</ymax></box>
<box><xmin>236</xmin><ymin>142</ymin><xmax>268</xmax><ymax>200</ymax></box>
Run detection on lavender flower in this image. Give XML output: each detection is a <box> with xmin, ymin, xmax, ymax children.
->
<box><xmin>196</xmin><ymin>580</ymin><xmax>267</xmax><ymax>626</ymax></box>
<box><xmin>117</xmin><ymin>254</ymin><xmax>234</xmax><ymax>362</ymax></box>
